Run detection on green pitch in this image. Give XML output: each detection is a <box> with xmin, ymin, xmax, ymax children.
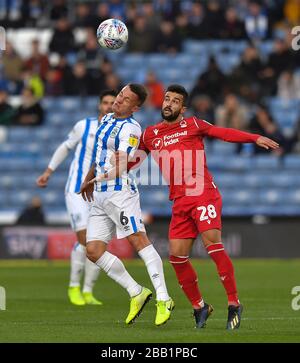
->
<box><xmin>0</xmin><ymin>259</ymin><xmax>299</xmax><ymax>343</ymax></box>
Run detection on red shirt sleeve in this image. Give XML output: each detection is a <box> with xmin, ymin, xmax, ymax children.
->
<box><xmin>127</xmin><ymin>130</ymin><xmax>149</xmax><ymax>171</ymax></box>
<box><xmin>195</xmin><ymin>118</ymin><xmax>260</xmax><ymax>143</ymax></box>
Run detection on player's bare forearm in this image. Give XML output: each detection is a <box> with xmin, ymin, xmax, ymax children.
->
<box><xmin>80</xmin><ymin>164</ymin><xmax>95</xmax><ymax>202</ymax></box>
<box><xmin>83</xmin><ymin>164</ymin><xmax>95</xmax><ymax>184</ymax></box>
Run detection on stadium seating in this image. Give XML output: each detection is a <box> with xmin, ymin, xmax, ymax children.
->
<box><xmin>1</xmin><ymin>36</ymin><xmax>300</xmax><ymax>222</ymax></box>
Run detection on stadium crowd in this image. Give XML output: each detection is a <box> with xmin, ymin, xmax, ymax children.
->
<box><xmin>0</xmin><ymin>0</ymin><xmax>300</xmax><ymax>154</ymax></box>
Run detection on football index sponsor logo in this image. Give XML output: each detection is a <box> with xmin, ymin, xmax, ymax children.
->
<box><xmin>291</xmin><ymin>286</ymin><xmax>300</xmax><ymax>311</ymax></box>
<box><xmin>0</xmin><ymin>26</ymin><xmax>6</xmax><ymax>51</ymax></box>
<box><xmin>291</xmin><ymin>26</ymin><xmax>300</xmax><ymax>51</ymax></box>
<box><xmin>0</xmin><ymin>286</ymin><xmax>6</xmax><ymax>310</ymax></box>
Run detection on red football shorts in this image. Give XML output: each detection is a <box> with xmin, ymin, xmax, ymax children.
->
<box><xmin>169</xmin><ymin>186</ymin><xmax>222</xmax><ymax>239</ymax></box>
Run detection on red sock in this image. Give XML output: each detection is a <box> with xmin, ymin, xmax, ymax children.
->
<box><xmin>169</xmin><ymin>255</ymin><xmax>204</xmax><ymax>309</ymax></box>
<box><xmin>206</xmin><ymin>243</ymin><xmax>240</xmax><ymax>306</ymax></box>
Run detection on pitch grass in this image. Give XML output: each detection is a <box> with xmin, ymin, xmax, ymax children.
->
<box><xmin>0</xmin><ymin>259</ymin><xmax>300</xmax><ymax>343</ymax></box>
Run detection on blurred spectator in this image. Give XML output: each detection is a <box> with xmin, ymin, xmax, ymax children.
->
<box><xmin>0</xmin><ymin>89</ymin><xmax>16</xmax><ymax>126</ymax></box>
<box><xmin>1</xmin><ymin>41</ymin><xmax>23</xmax><ymax>92</ymax></box>
<box><xmin>89</xmin><ymin>59</ymin><xmax>114</xmax><ymax>95</ymax></box>
<box><xmin>64</xmin><ymin>61</ymin><xmax>92</xmax><ymax>96</ymax></box>
<box><xmin>77</xmin><ymin>28</ymin><xmax>104</xmax><ymax>70</ymax></box>
<box><xmin>277</xmin><ymin>70</ymin><xmax>300</xmax><ymax>99</ymax></box>
<box><xmin>25</xmin><ymin>39</ymin><xmax>49</xmax><ymax>80</ymax></box>
<box><xmin>108</xmin><ymin>0</ymin><xmax>126</xmax><ymax>21</ymax></box>
<box><xmin>229</xmin><ymin>46</ymin><xmax>263</xmax><ymax>101</ymax></box>
<box><xmin>202</xmin><ymin>0</ymin><xmax>224</xmax><ymax>39</ymax></box>
<box><xmin>248</xmin><ymin>104</ymin><xmax>290</xmax><ymax>154</ymax></box>
<box><xmin>15</xmin><ymin>87</ymin><xmax>44</xmax><ymax>126</ymax></box>
<box><xmin>185</xmin><ymin>2</ymin><xmax>205</xmax><ymax>39</ymax></box>
<box><xmin>74</xmin><ymin>3</ymin><xmax>95</xmax><ymax>28</ymax></box>
<box><xmin>44</xmin><ymin>67</ymin><xmax>63</xmax><ymax>96</ymax></box>
<box><xmin>50</xmin><ymin>0</ymin><xmax>68</xmax><ymax>21</ymax></box>
<box><xmin>49</xmin><ymin>17</ymin><xmax>76</xmax><ymax>55</ymax></box>
<box><xmin>221</xmin><ymin>7</ymin><xmax>247</xmax><ymax>39</ymax></box>
<box><xmin>16</xmin><ymin>196</ymin><xmax>46</xmax><ymax>226</ymax></box>
<box><xmin>20</xmin><ymin>68</ymin><xmax>44</xmax><ymax>99</ymax></box>
<box><xmin>21</xmin><ymin>0</ymin><xmax>43</xmax><ymax>27</ymax></box>
<box><xmin>191</xmin><ymin>95</ymin><xmax>215</xmax><ymax>124</ymax></box>
<box><xmin>215</xmin><ymin>94</ymin><xmax>248</xmax><ymax>130</ymax></box>
<box><xmin>0</xmin><ymin>0</ymin><xmax>22</xmax><ymax>27</ymax></box>
<box><xmin>142</xmin><ymin>1</ymin><xmax>161</xmax><ymax>32</ymax></box>
<box><xmin>127</xmin><ymin>16</ymin><xmax>154</xmax><ymax>53</ymax></box>
<box><xmin>155</xmin><ymin>20</ymin><xmax>182</xmax><ymax>54</ymax></box>
<box><xmin>175</xmin><ymin>12</ymin><xmax>190</xmax><ymax>39</ymax></box>
<box><xmin>190</xmin><ymin>57</ymin><xmax>227</xmax><ymax>103</ymax></box>
<box><xmin>284</xmin><ymin>0</ymin><xmax>300</xmax><ymax>26</ymax></box>
<box><xmin>144</xmin><ymin>71</ymin><xmax>164</xmax><ymax>109</ymax></box>
<box><xmin>260</xmin><ymin>38</ymin><xmax>294</xmax><ymax>95</ymax></box>
<box><xmin>104</xmin><ymin>73</ymin><xmax>123</xmax><ymax>93</ymax></box>
<box><xmin>244</xmin><ymin>0</ymin><xmax>269</xmax><ymax>42</ymax></box>
<box><xmin>93</xmin><ymin>3</ymin><xmax>110</xmax><ymax>30</ymax></box>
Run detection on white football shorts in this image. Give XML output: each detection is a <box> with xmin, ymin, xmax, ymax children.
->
<box><xmin>65</xmin><ymin>192</ymin><xmax>90</xmax><ymax>232</ymax></box>
<box><xmin>86</xmin><ymin>188</ymin><xmax>145</xmax><ymax>243</ymax></box>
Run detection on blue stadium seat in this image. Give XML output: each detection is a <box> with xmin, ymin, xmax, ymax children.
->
<box><xmin>215</xmin><ymin>53</ymin><xmax>240</xmax><ymax>74</ymax></box>
<box><xmin>120</xmin><ymin>54</ymin><xmax>145</xmax><ymax>69</ymax></box>
<box><xmin>283</xmin><ymin>155</ymin><xmax>300</xmax><ymax>169</ymax></box>
<box><xmin>211</xmin><ymin>141</ymin><xmax>236</xmax><ymax>155</ymax></box>
<box><xmin>284</xmin><ymin>189</ymin><xmax>300</xmax><ymax>205</ymax></box>
<box><xmin>258</xmin><ymin>188</ymin><xmax>283</xmax><ymax>205</ymax></box>
<box><xmin>253</xmin><ymin>155</ymin><xmax>280</xmax><ymax>169</ymax></box>
<box><xmin>213</xmin><ymin>172</ymin><xmax>242</xmax><ymax>188</ymax></box>
<box><xmin>183</xmin><ymin>40</ymin><xmax>207</xmax><ymax>54</ymax></box>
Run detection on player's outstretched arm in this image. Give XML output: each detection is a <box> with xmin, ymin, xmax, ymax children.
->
<box><xmin>36</xmin><ymin>141</ymin><xmax>71</xmax><ymax>188</ymax></box>
<box><xmin>36</xmin><ymin>167</ymin><xmax>54</xmax><ymax>188</ymax></box>
<box><xmin>256</xmin><ymin>136</ymin><xmax>280</xmax><ymax>150</ymax></box>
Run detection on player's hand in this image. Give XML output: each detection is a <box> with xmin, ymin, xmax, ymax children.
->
<box><xmin>80</xmin><ymin>181</ymin><xmax>94</xmax><ymax>202</ymax></box>
<box><xmin>36</xmin><ymin>170</ymin><xmax>52</xmax><ymax>188</ymax></box>
<box><xmin>256</xmin><ymin>136</ymin><xmax>280</xmax><ymax>150</ymax></box>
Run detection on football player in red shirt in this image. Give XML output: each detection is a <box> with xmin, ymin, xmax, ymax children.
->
<box><xmin>127</xmin><ymin>84</ymin><xmax>279</xmax><ymax>330</ymax></box>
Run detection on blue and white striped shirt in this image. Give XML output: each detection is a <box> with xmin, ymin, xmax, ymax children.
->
<box><xmin>65</xmin><ymin>117</ymin><xmax>99</xmax><ymax>193</ymax></box>
<box><xmin>94</xmin><ymin>113</ymin><xmax>141</xmax><ymax>192</ymax></box>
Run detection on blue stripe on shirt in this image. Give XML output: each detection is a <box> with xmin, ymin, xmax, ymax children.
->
<box><xmin>114</xmin><ymin>122</ymin><xmax>127</xmax><ymax>191</ymax></box>
<box><xmin>74</xmin><ymin>118</ymin><xmax>91</xmax><ymax>193</ymax></box>
<box><xmin>98</xmin><ymin>122</ymin><xmax>116</xmax><ymax>191</ymax></box>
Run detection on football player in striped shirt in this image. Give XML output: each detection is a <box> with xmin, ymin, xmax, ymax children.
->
<box><xmin>36</xmin><ymin>90</ymin><xmax>117</xmax><ymax>306</ymax></box>
<box><xmin>80</xmin><ymin>84</ymin><xmax>174</xmax><ymax>326</ymax></box>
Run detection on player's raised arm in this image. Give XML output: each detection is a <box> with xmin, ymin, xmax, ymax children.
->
<box><xmin>197</xmin><ymin>119</ymin><xmax>280</xmax><ymax>150</ymax></box>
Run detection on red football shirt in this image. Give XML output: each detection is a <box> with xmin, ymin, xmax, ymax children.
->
<box><xmin>130</xmin><ymin>116</ymin><xmax>260</xmax><ymax>200</ymax></box>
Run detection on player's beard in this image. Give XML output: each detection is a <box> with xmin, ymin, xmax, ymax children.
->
<box><xmin>161</xmin><ymin>108</ymin><xmax>181</xmax><ymax>122</ymax></box>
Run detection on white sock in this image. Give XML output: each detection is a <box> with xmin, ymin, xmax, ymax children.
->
<box><xmin>138</xmin><ymin>244</ymin><xmax>170</xmax><ymax>301</ymax></box>
<box><xmin>69</xmin><ymin>242</ymin><xmax>85</xmax><ymax>287</ymax></box>
<box><xmin>83</xmin><ymin>258</ymin><xmax>101</xmax><ymax>293</ymax></box>
<box><xmin>95</xmin><ymin>251</ymin><xmax>141</xmax><ymax>297</ymax></box>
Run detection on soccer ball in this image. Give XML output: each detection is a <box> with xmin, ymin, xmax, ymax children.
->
<box><xmin>96</xmin><ymin>18</ymin><xmax>128</xmax><ymax>50</ymax></box>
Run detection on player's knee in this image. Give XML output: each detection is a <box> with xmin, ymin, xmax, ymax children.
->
<box><xmin>86</xmin><ymin>242</ymin><xmax>104</xmax><ymax>263</ymax></box>
<box><xmin>127</xmin><ymin>232</ymin><xmax>150</xmax><ymax>252</ymax></box>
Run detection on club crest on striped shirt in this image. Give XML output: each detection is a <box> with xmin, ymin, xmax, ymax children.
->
<box><xmin>109</xmin><ymin>126</ymin><xmax>121</xmax><ymax>138</ymax></box>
